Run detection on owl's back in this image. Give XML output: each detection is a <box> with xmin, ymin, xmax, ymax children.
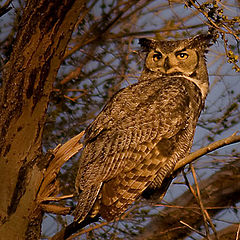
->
<box><xmin>74</xmin><ymin>34</ymin><xmax>212</xmax><ymax>223</ymax></box>
<box><xmin>74</xmin><ymin>76</ymin><xmax>203</xmax><ymax>221</ymax></box>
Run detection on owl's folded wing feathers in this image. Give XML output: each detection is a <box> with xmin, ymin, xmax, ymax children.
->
<box><xmin>74</xmin><ymin>77</ymin><xmax>194</xmax><ymax>222</ymax></box>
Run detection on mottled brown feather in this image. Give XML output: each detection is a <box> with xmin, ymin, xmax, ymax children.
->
<box><xmin>73</xmin><ymin>34</ymin><xmax>211</xmax><ymax>222</ymax></box>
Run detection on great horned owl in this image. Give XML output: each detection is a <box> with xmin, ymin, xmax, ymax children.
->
<box><xmin>74</xmin><ymin>34</ymin><xmax>212</xmax><ymax>223</ymax></box>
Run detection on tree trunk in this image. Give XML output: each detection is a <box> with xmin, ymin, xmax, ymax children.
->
<box><xmin>0</xmin><ymin>1</ymin><xmax>87</xmax><ymax>239</ymax></box>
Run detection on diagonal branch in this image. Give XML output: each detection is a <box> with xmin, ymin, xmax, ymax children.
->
<box><xmin>0</xmin><ymin>0</ymin><xmax>12</xmax><ymax>17</ymax></box>
<box><xmin>49</xmin><ymin>133</ymin><xmax>240</xmax><ymax>239</ymax></box>
<box><xmin>134</xmin><ymin>158</ymin><xmax>240</xmax><ymax>240</ymax></box>
<box><xmin>37</xmin><ymin>131</ymin><xmax>85</xmax><ymax>205</ymax></box>
<box><xmin>174</xmin><ymin>132</ymin><xmax>240</xmax><ymax>172</ymax></box>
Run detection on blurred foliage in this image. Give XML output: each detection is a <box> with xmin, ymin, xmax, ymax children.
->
<box><xmin>0</xmin><ymin>0</ymin><xmax>239</xmax><ymax>239</ymax></box>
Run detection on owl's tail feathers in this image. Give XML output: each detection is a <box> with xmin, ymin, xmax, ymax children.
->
<box><xmin>73</xmin><ymin>183</ymin><xmax>102</xmax><ymax>223</ymax></box>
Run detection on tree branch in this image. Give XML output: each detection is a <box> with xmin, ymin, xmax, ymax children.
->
<box><xmin>134</xmin><ymin>158</ymin><xmax>240</xmax><ymax>240</ymax></box>
<box><xmin>37</xmin><ymin>131</ymin><xmax>85</xmax><ymax>203</ymax></box>
<box><xmin>0</xmin><ymin>0</ymin><xmax>12</xmax><ymax>17</ymax></box>
<box><xmin>174</xmin><ymin>132</ymin><xmax>240</xmax><ymax>171</ymax></box>
<box><xmin>50</xmin><ymin>133</ymin><xmax>240</xmax><ymax>239</ymax></box>
<box><xmin>201</xmin><ymin>224</ymin><xmax>240</xmax><ymax>240</ymax></box>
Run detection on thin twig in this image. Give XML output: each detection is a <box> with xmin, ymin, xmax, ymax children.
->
<box><xmin>0</xmin><ymin>0</ymin><xmax>12</xmax><ymax>17</ymax></box>
<box><xmin>41</xmin><ymin>204</ymin><xmax>72</xmax><ymax>215</ymax></box>
<box><xmin>174</xmin><ymin>132</ymin><xmax>240</xmax><ymax>172</ymax></box>
<box><xmin>187</xmin><ymin>0</ymin><xmax>240</xmax><ymax>41</ymax></box>
<box><xmin>66</xmin><ymin>204</ymin><xmax>140</xmax><ymax>239</ymax></box>
<box><xmin>182</xmin><ymin>171</ymin><xmax>209</xmax><ymax>238</ymax></box>
<box><xmin>180</xmin><ymin>220</ymin><xmax>207</xmax><ymax>238</ymax></box>
<box><xmin>190</xmin><ymin>164</ymin><xmax>211</xmax><ymax>240</ymax></box>
<box><xmin>154</xmin><ymin>203</ymin><xmax>240</xmax><ymax>211</ymax></box>
<box><xmin>42</xmin><ymin>194</ymin><xmax>74</xmax><ymax>202</ymax></box>
<box><xmin>222</xmin><ymin>32</ymin><xmax>240</xmax><ymax>71</ymax></box>
<box><xmin>236</xmin><ymin>223</ymin><xmax>240</xmax><ymax>240</ymax></box>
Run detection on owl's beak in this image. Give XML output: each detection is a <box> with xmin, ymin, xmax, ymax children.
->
<box><xmin>163</xmin><ymin>57</ymin><xmax>170</xmax><ymax>72</ymax></box>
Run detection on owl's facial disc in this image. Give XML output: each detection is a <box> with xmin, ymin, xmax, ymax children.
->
<box><xmin>146</xmin><ymin>48</ymin><xmax>199</xmax><ymax>76</ymax></box>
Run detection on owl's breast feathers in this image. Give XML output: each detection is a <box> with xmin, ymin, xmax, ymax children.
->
<box><xmin>74</xmin><ymin>76</ymin><xmax>204</xmax><ymax>222</ymax></box>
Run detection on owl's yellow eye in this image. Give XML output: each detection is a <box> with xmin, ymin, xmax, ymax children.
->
<box><xmin>153</xmin><ymin>52</ymin><xmax>162</xmax><ymax>62</ymax></box>
<box><xmin>176</xmin><ymin>52</ymin><xmax>188</xmax><ymax>60</ymax></box>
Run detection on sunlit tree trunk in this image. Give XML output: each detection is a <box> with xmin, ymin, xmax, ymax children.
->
<box><xmin>0</xmin><ymin>1</ymin><xmax>86</xmax><ymax>239</ymax></box>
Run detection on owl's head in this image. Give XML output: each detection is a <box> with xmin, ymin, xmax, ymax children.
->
<box><xmin>139</xmin><ymin>34</ymin><xmax>213</xmax><ymax>99</ymax></box>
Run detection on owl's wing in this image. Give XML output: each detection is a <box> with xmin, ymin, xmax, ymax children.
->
<box><xmin>74</xmin><ymin>78</ymin><xmax>196</xmax><ymax>221</ymax></box>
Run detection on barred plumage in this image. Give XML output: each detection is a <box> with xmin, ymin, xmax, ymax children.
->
<box><xmin>74</xmin><ymin>34</ymin><xmax>212</xmax><ymax>222</ymax></box>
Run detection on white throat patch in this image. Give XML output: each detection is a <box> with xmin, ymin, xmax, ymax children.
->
<box><xmin>172</xmin><ymin>75</ymin><xmax>208</xmax><ymax>101</ymax></box>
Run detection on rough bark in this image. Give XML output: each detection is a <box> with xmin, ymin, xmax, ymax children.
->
<box><xmin>134</xmin><ymin>160</ymin><xmax>240</xmax><ymax>240</ymax></box>
<box><xmin>0</xmin><ymin>1</ymin><xmax>87</xmax><ymax>239</ymax></box>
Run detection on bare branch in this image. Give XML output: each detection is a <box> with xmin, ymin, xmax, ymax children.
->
<box><xmin>180</xmin><ymin>220</ymin><xmax>206</xmax><ymax>238</ymax></box>
<box><xmin>37</xmin><ymin>131</ymin><xmax>85</xmax><ymax>203</ymax></box>
<box><xmin>174</xmin><ymin>133</ymin><xmax>240</xmax><ymax>171</ymax></box>
<box><xmin>134</xmin><ymin>159</ymin><xmax>240</xmax><ymax>240</ymax></box>
<box><xmin>41</xmin><ymin>204</ymin><xmax>72</xmax><ymax>215</ymax></box>
<box><xmin>190</xmin><ymin>164</ymin><xmax>218</xmax><ymax>239</ymax></box>
<box><xmin>0</xmin><ymin>0</ymin><xmax>12</xmax><ymax>17</ymax></box>
<box><xmin>201</xmin><ymin>224</ymin><xmax>240</xmax><ymax>240</ymax></box>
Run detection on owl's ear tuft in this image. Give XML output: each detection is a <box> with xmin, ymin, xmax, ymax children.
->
<box><xmin>139</xmin><ymin>38</ymin><xmax>157</xmax><ymax>52</ymax></box>
<box><xmin>188</xmin><ymin>34</ymin><xmax>213</xmax><ymax>54</ymax></box>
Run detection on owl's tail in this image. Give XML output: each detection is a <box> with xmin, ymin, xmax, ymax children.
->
<box><xmin>73</xmin><ymin>183</ymin><xmax>102</xmax><ymax>223</ymax></box>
